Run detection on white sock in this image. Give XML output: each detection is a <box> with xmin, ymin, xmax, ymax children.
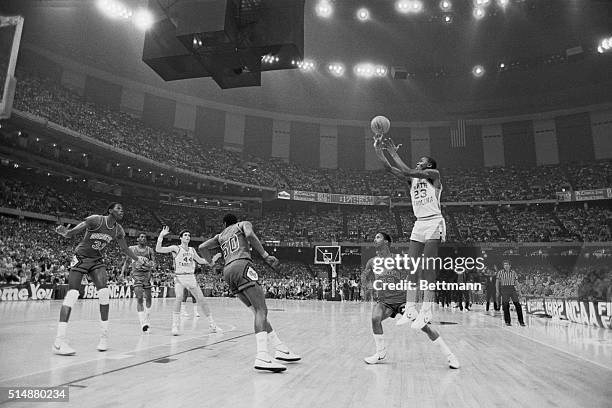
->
<box><xmin>373</xmin><ymin>334</ymin><xmax>385</xmax><ymax>353</ymax></box>
<box><xmin>421</xmin><ymin>302</ymin><xmax>433</xmax><ymax>314</ymax></box>
<box><xmin>172</xmin><ymin>312</ymin><xmax>180</xmax><ymax>327</ymax></box>
<box><xmin>433</xmin><ymin>337</ymin><xmax>452</xmax><ymax>357</ymax></box>
<box><xmin>56</xmin><ymin>322</ymin><xmax>67</xmax><ymax>340</ymax></box>
<box><xmin>268</xmin><ymin>330</ymin><xmax>289</xmax><ymax>352</ymax></box>
<box><xmin>138</xmin><ymin>311</ymin><xmax>145</xmax><ymax>325</ymax></box>
<box><xmin>405</xmin><ymin>302</ymin><xmax>417</xmax><ymax>314</ymax></box>
<box><xmin>208</xmin><ymin>315</ymin><xmax>215</xmax><ymax>324</ymax></box>
<box><xmin>100</xmin><ymin>320</ymin><xmax>109</xmax><ymax>334</ymax></box>
<box><xmin>180</xmin><ymin>304</ymin><xmax>186</xmax><ymax>312</ymax></box>
<box><xmin>193</xmin><ymin>304</ymin><xmax>198</xmax><ymax>312</ymax></box>
<box><xmin>255</xmin><ymin>332</ymin><xmax>268</xmax><ymax>355</ymax></box>
<box><xmin>145</xmin><ymin>306</ymin><xmax>151</xmax><ymax>318</ymax></box>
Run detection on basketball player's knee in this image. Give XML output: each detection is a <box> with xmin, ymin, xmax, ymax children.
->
<box><xmin>98</xmin><ymin>287</ymin><xmax>110</xmax><ymax>305</ymax></box>
<box><xmin>62</xmin><ymin>289</ymin><xmax>79</xmax><ymax>308</ymax></box>
<box><xmin>248</xmin><ymin>306</ymin><xmax>256</xmax><ymax>315</ymax></box>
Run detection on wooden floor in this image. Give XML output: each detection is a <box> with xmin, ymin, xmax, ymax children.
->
<box><xmin>0</xmin><ymin>298</ymin><xmax>611</xmax><ymax>408</ymax></box>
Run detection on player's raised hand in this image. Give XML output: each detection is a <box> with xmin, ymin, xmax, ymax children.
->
<box><xmin>55</xmin><ymin>224</ymin><xmax>71</xmax><ymax>238</ymax></box>
<box><xmin>264</xmin><ymin>254</ymin><xmax>280</xmax><ymax>270</ymax></box>
<box><xmin>159</xmin><ymin>225</ymin><xmax>170</xmax><ymax>237</ymax></box>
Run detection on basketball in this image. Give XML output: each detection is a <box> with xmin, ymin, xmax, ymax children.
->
<box><xmin>370</xmin><ymin>115</ymin><xmax>390</xmax><ymax>135</ymax></box>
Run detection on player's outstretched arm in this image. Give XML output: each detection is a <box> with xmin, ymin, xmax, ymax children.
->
<box><xmin>192</xmin><ymin>249</ymin><xmax>212</xmax><ymax>266</ymax></box>
<box><xmin>198</xmin><ymin>235</ymin><xmax>220</xmax><ymax>262</ymax></box>
<box><xmin>121</xmin><ymin>255</ymin><xmax>131</xmax><ymax>277</ymax></box>
<box><xmin>55</xmin><ymin>215</ymin><xmax>101</xmax><ymax>238</ymax></box>
<box><xmin>155</xmin><ymin>226</ymin><xmax>177</xmax><ymax>254</ymax></box>
<box><xmin>374</xmin><ymin>146</ymin><xmax>407</xmax><ymax>179</ymax></box>
<box><xmin>116</xmin><ymin>230</ymin><xmax>142</xmax><ymax>265</ymax></box>
<box><xmin>242</xmin><ymin>222</ymin><xmax>279</xmax><ymax>269</ymax></box>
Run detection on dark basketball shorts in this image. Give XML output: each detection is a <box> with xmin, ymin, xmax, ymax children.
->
<box><xmin>377</xmin><ymin>299</ymin><xmax>406</xmax><ymax>318</ymax></box>
<box><xmin>132</xmin><ymin>270</ymin><xmax>152</xmax><ymax>290</ymax></box>
<box><xmin>223</xmin><ymin>259</ymin><xmax>260</xmax><ymax>295</ymax></box>
<box><xmin>70</xmin><ymin>254</ymin><xmax>105</xmax><ymax>275</ymax></box>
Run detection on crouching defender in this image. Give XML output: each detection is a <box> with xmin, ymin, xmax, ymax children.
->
<box><xmin>363</xmin><ymin>232</ymin><xmax>459</xmax><ymax>369</ymax></box>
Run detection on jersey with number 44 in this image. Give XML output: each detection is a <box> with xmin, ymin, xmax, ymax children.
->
<box><xmin>218</xmin><ymin>222</ymin><xmax>252</xmax><ymax>266</ymax></box>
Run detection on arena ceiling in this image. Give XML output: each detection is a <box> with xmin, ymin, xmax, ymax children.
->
<box><xmin>3</xmin><ymin>0</ymin><xmax>612</xmax><ymax>120</ymax></box>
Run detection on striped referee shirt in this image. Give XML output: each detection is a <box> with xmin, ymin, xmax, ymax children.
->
<box><xmin>496</xmin><ymin>268</ymin><xmax>518</xmax><ymax>286</ymax></box>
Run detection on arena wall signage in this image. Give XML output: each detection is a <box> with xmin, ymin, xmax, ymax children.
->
<box><xmin>556</xmin><ymin>188</ymin><xmax>612</xmax><ymax>202</ymax></box>
<box><xmin>0</xmin><ymin>283</ymin><xmax>54</xmax><ymax>301</ymax></box>
<box><xmin>526</xmin><ymin>296</ymin><xmax>612</xmax><ymax>329</ymax></box>
<box><xmin>290</xmin><ymin>190</ymin><xmax>390</xmax><ymax>206</ymax></box>
<box><xmin>80</xmin><ymin>284</ymin><xmax>172</xmax><ymax>299</ymax></box>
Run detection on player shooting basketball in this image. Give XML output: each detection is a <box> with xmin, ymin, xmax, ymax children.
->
<box><xmin>372</xmin><ymin>126</ymin><xmax>445</xmax><ymax>330</ymax></box>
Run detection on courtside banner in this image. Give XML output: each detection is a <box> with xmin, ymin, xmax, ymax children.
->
<box><xmin>80</xmin><ymin>284</ymin><xmax>171</xmax><ymax>299</ymax></box>
<box><xmin>525</xmin><ymin>296</ymin><xmax>546</xmax><ymax>315</ymax></box>
<box><xmin>289</xmin><ymin>190</ymin><xmax>390</xmax><ymax>206</ymax></box>
<box><xmin>525</xmin><ymin>296</ymin><xmax>612</xmax><ymax>329</ymax></box>
<box><xmin>0</xmin><ymin>283</ymin><xmax>54</xmax><ymax>301</ymax></box>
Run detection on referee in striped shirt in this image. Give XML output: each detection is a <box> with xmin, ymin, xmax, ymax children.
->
<box><xmin>495</xmin><ymin>260</ymin><xmax>525</xmax><ymax>326</ymax></box>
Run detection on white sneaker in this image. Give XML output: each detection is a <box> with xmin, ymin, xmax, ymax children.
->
<box><xmin>364</xmin><ymin>350</ymin><xmax>386</xmax><ymax>365</ymax></box>
<box><xmin>254</xmin><ymin>353</ymin><xmax>287</xmax><ymax>372</ymax></box>
<box><xmin>52</xmin><ymin>340</ymin><xmax>76</xmax><ymax>356</ymax></box>
<box><xmin>141</xmin><ymin>322</ymin><xmax>149</xmax><ymax>332</ymax></box>
<box><xmin>448</xmin><ymin>353</ymin><xmax>460</xmax><ymax>369</ymax></box>
<box><xmin>411</xmin><ymin>310</ymin><xmax>433</xmax><ymax>330</ymax></box>
<box><xmin>194</xmin><ymin>310</ymin><xmax>200</xmax><ymax>318</ymax></box>
<box><xmin>97</xmin><ymin>334</ymin><xmax>108</xmax><ymax>352</ymax></box>
<box><xmin>171</xmin><ymin>325</ymin><xmax>179</xmax><ymax>336</ymax></box>
<box><xmin>274</xmin><ymin>349</ymin><xmax>301</xmax><ymax>362</ymax></box>
<box><xmin>396</xmin><ymin>307</ymin><xmax>418</xmax><ymax>326</ymax></box>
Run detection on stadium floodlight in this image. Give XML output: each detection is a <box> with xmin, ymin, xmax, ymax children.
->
<box><xmin>356</xmin><ymin>8</ymin><xmax>370</xmax><ymax>21</ymax></box>
<box><xmin>396</xmin><ymin>0</ymin><xmax>411</xmax><ymax>14</ymax></box>
<box><xmin>316</xmin><ymin>0</ymin><xmax>333</xmax><ymax>18</ymax></box>
<box><xmin>497</xmin><ymin>0</ymin><xmax>509</xmax><ymax>8</ymax></box>
<box><xmin>328</xmin><ymin>63</ymin><xmax>345</xmax><ymax>77</ymax></box>
<box><xmin>440</xmin><ymin>0</ymin><xmax>452</xmax><ymax>11</ymax></box>
<box><xmin>472</xmin><ymin>64</ymin><xmax>485</xmax><ymax>77</ymax></box>
<box><xmin>133</xmin><ymin>8</ymin><xmax>154</xmax><ymax>31</ymax></box>
<box><xmin>473</xmin><ymin>7</ymin><xmax>486</xmax><ymax>20</ymax></box>
<box><xmin>97</xmin><ymin>0</ymin><xmax>132</xmax><ymax>19</ymax></box>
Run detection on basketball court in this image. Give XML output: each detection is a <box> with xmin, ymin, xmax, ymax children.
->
<box><xmin>0</xmin><ymin>298</ymin><xmax>610</xmax><ymax>407</ymax></box>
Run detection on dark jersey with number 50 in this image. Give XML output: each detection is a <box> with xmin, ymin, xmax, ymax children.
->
<box><xmin>217</xmin><ymin>222</ymin><xmax>252</xmax><ymax>266</ymax></box>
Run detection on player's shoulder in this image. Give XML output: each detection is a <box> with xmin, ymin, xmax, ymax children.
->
<box><xmin>85</xmin><ymin>214</ymin><xmax>104</xmax><ymax>225</ymax></box>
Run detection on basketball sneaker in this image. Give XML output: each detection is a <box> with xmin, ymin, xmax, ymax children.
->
<box><xmin>142</xmin><ymin>322</ymin><xmax>149</xmax><ymax>332</ymax></box>
<box><xmin>97</xmin><ymin>333</ymin><xmax>109</xmax><ymax>352</ymax></box>
<box><xmin>411</xmin><ymin>309</ymin><xmax>433</xmax><ymax>330</ymax></box>
<box><xmin>448</xmin><ymin>353</ymin><xmax>460</xmax><ymax>369</ymax></box>
<box><xmin>209</xmin><ymin>322</ymin><xmax>222</xmax><ymax>333</ymax></box>
<box><xmin>364</xmin><ymin>349</ymin><xmax>387</xmax><ymax>365</ymax></box>
<box><xmin>52</xmin><ymin>340</ymin><xmax>76</xmax><ymax>356</ymax></box>
<box><xmin>274</xmin><ymin>349</ymin><xmax>301</xmax><ymax>362</ymax></box>
<box><xmin>254</xmin><ymin>353</ymin><xmax>287</xmax><ymax>372</ymax></box>
<box><xmin>396</xmin><ymin>307</ymin><xmax>418</xmax><ymax>326</ymax></box>
<box><xmin>171</xmin><ymin>325</ymin><xmax>179</xmax><ymax>336</ymax></box>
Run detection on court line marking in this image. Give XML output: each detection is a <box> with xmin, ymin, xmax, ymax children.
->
<box><xmin>0</xmin><ymin>332</ymin><xmax>252</xmax><ymax>405</ymax></box>
<box><xmin>0</xmin><ymin>323</ymin><xmax>237</xmax><ymax>384</ymax></box>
